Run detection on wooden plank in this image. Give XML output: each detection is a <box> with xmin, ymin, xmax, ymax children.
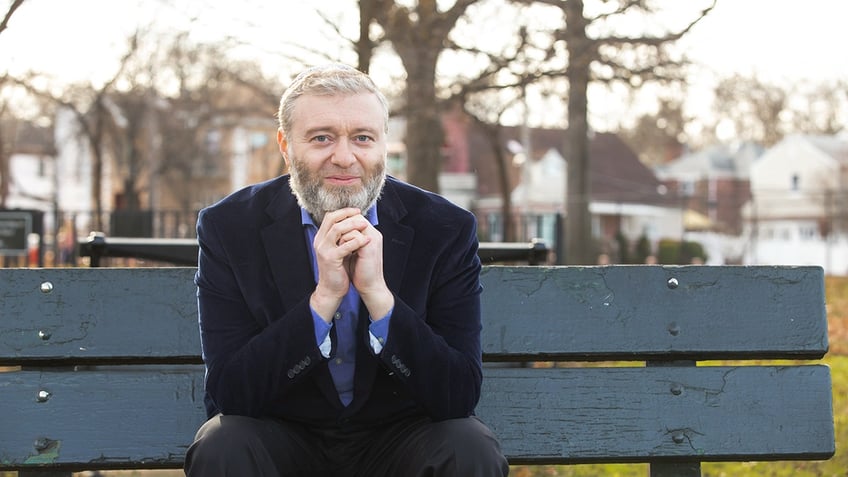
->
<box><xmin>478</xmin><ymin>365</ymin><xmax>835</xmax><ymax>464</ymax></box>
<box><xmin>0</xmin><ymin>364</ymin><xmax>834</xmax><ymax>469</ymax></box>
<box><xmin>0</xmin><ymin>268</ymin><xmax>200</xmax><ymax>364</ymax></box>
<box><xmin>1</xmin><ymin>266</ymin><xmax>829</xmax><ymax>363</ymax></box>
<box><xmin>480</xmin><ymin>265</ymin><xmax>829</xmax><ymax>360</ymax></box>
<box><xmin>0</xmin><ymin>367</ymin><xmax>205</xmax><ymax>470</ymax></box>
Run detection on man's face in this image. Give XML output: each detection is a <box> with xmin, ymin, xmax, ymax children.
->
<box><xmin>277</xmin><ymin>92</ymin><xmax>387</xmax><ymax>222</ymax></box>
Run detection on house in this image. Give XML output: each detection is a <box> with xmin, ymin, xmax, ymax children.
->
<box><xmin>47</xmin><ymin>89</ymin><xmax>282</xmax><ymax>240</ymax></box>
<box><xmin>3</xmin><ymin>120</ymin><xmax>57</xmax><ymax>212</ymax></box>
<box><xmin>742</xmin><ymin>134</ymin><xmax>848</xmax><ymax>275</ymax></box>
<box><xmin>1</xmin><ymin>120</ymin><xmax>57</xmax><ymax>265</ymax></box>
<box><xmin>654</xmin><ymin>142</ymin><xmax>763</xmax><ymax>235</ymax></box>
<box><xmin>455</xmin><ymin>123</ymin><xmax>682</xmax><ymax>262</ymax></box>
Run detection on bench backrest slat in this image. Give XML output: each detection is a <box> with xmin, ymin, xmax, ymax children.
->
<box><xmin>0</xmin><ymin>268</ymin><xmax>200</xmax><ymax>364</ymax></box>
<box><xmin>0</xmin><ymin>265</ymin><xmax>828</xmax><ymax>364</ymax></box>
<box><xmin>481</xmin><ymin>265</ymin><xmax>828</xmax><ymax>360</ymax></box>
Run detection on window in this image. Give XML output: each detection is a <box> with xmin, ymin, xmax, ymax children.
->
<box><xmin>799</xmin><ymin>225</ymin><xmax>816</xmax><ymax>240</ymax></box>
<box><xmin>679</xmin><ymin>180</ymin><xmax>695</xmax><ymax>197</ymax></box>
<box><xmin>790</xmin><ymin>174</ymin><xmax>800</xmax><ymax>191</ymax></box>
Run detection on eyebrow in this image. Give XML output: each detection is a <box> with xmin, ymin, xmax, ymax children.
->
<box><xmin>302</xmin><ymin>125</ymin><xmax>382</xmax><ymax>138</ymax></box>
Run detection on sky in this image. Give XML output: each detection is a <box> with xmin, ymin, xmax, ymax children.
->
<box><xmin>1</xmin><ymin>0</ymin><xmax>847</xmax><ymax>129</ymax></box>
<box><xmin>676</xmin><ymin>0</ymin><xmax>848</xmax><ymax>83</ymax></box>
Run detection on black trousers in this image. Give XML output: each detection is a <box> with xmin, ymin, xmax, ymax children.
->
<box><xmin>184</xmin><ymin>413</ymin><xmax>510</xmax><ymax>477</ymax></box>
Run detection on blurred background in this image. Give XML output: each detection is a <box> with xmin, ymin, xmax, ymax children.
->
<box><xmin>1</xmin><ymin>2</ymin><xmax>847</xmax><ymax>476</ymax></box>
<box><xmin>2</xmin><ymin>0</ymin><xmax>847</xmax><ymax>271</ymax></box>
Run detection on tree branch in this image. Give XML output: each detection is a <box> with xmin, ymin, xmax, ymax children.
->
<box><xmin>0</xmin><ymin>0</ymin><xmax>26</xmax><ymax>36</ymax></box>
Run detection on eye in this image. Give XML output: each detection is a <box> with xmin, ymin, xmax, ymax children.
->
<box><xmin>354</xmin><ymin>134</ymin><xmax>373</xmax><ymax>142</ymax></box>
<box><xmin>312</xmin><ymin>135</ymin><xmax>331</xmax><ymax>143</ymax></box>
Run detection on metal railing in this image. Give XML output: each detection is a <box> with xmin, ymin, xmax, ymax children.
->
<box><xmin>79</xmin><ymin>232</ymin><xmax>550</xmax><ymax>267</ymax></box>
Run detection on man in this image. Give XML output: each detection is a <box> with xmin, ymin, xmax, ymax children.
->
<box><xmin>184</xmin><ymin>63</ymin><xmax>509</xmax><ymax>477</ymax></box>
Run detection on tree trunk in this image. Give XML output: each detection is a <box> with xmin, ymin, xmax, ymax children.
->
<box><xmin>0</xmin><ymin>130</ymin><xmax>8</xmax><ymax>208</ymax></box>
<box><xmin>563</xmin><ymin>0</ymin><xmax>594</xmax><ymax>265</ymax></box>
<box><xmin>357</xmin><ymin>0</ymin><xmax>375</xmax><ymax>73</ymax></box>
<box><xmin>401</xmin><ymin>53</ymin><xmax>442</xmax><ymax>193</ymax></box>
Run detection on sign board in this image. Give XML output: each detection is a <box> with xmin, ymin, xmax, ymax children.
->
<box><xmin>0</xmin><ymin>212</ymin><xmax>32</xmax><ymax>254</ymax></box>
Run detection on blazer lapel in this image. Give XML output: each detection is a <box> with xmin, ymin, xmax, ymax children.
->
<box><xmin>376</xmin><ymin>181</ymin><xmax>414</xmax><ymax>294</ymax></box>
<box><xmin>260</xmin><ymin>184</ymin><xmax>314</xmax><ymax>312</ymax></box>
<box><xmin>259</xmin><ymin>180</ymin><xmax>343</xmax><ymax>408</ymax></box>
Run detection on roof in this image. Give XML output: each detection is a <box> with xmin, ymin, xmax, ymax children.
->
<box><xmin>802</xmin><ymin>134</ymin><xmax>848</xmax><ymax>164</ymax></box>
<box><xmin>2</xmin><ymin>120</ymin><xmax>56</xmax><ymax>156</ymax></box>
<box><xmin>495</xmin><ymin>127</ymin><xmax>670</xmax><ymax>206</ymax></box>
<box><xmin>655</xmin><ymin>142</ymin><xmax>764</xmax><ymax>181</ymax></box>
<box><xmin>588</xmin><ymin>131</ymin><xmax>668</xmax><ymax>205</ymax></box>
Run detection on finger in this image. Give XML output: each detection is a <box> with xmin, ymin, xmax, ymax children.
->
<box><xmin>321</xmin><ymin>208</ymin><xmax>362</xmax><ymax>228</ymax></box>
<box><xmin>337</xmin><ymin>231</ymin><xmax>370</xmax><ymax>251</ymax></box>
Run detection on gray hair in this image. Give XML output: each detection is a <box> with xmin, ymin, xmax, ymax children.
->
<box><xmin>277</xmin><ymin>63</ymin><xmax>389</xmax><ymax>140</ymax></box>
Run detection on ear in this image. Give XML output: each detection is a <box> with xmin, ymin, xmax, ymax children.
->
<box><xmin>276</xmin><ymin>129</ymin><xmax>289</xmax><ymax>165</ymax></box>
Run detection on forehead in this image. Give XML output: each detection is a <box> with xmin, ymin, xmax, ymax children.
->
<box><xmin>291</xmin><ymin>92</ymin><xmax>385</xmax><ymax>132</ymax></box>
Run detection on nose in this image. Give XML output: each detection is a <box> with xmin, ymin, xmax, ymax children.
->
<box><xmin>331</xmin><ymin>139</ymin><xmax>357</xmax><ymax>168</ymax></box>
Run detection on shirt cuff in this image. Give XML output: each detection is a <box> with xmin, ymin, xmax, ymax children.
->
<box><xmin>368</xmin><ymin>308</ymin><xmax>392</xmax><ymax>354</ymax></box>
<box><xmin>311</xmin><ymin>308</ymin><xmax>333</xmax><ymax>358</ymax></box>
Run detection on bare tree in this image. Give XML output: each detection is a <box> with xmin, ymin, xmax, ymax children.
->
<box><xmin>366</xmin><ymin>0</ymin><xmax>480</xmax><ymax>193</ymax></box>
<box><xmin>355</xmin><ymin>1</ymin><xmax>713</xmax><ymax>263</ymax></box>
<box><xmin>712</xmin><ymin>75</ymin><xmax>848</xmax><ymax>147</ymax></box>
<box><xmin>713</xmin><ymin>74</ymin><xmax>787</xmax><ymax>147</ymax></box>
<box><xmin>146</xmin><ymin>33</ymin><xmax>282</xmax><ymax>214</ymax></box>
<box><xmin>792</xmin><ymin>80</ymin><xmax>848</xmax><ymax>136</ymax></box>
<box><xmin>509</xmin><ymin>0</ymin><xmax>716</xmax><ymax>264</ymax></box>
<box><xmin>619</xmin><ymin>96</ymin><xmax>688</xmax><ymax>166</ymax></box>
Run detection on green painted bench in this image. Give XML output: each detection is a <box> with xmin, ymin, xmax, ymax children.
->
<box><xmin>0</xmin><ymin>265</ymin><xmax>835</xmax><ymax>476</ymax></box>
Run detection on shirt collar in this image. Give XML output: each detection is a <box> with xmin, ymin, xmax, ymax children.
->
<box><xmin>301</xmin><ymin>204</ymin><xmax>379</xmax><ymax>228</ymax></box>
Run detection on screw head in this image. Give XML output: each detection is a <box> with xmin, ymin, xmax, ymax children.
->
<box><xmin>33</xmin><ymin>437</ymin><xmax>51</xmax><ymax>451</ymax></box>
<box><xmin>668</xmin><ymin>322</ymin><xmax>681</xmax><ymax>336</ymax></box>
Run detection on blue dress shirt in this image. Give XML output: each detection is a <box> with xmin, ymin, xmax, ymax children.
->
<box><xmin>302</xmin><ymin>206</ymin><xmax>392</xmax><ymax>406</ymax></box>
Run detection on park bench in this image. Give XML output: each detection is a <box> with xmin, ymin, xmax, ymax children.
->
<box><xmin>0</xmin><ymin>265</ymin><xmax>835</xmax><ymax>476</ymax></box>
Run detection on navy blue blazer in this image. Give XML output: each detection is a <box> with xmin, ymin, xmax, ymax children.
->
<box><xmin>195</xmin><ymin>175</ymin><xmax>483</xmax><ymax>429</ymax></box>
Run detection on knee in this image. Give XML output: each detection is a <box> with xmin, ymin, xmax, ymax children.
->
<box><xmin>185</xmin><ymin>415</ymin><xmax>265</xmax><ymax>470</ymax></box>
<box><xmin>437</xmin><ymin>418</ymin><xmax>509</xmax><ymax>476</ymax></box>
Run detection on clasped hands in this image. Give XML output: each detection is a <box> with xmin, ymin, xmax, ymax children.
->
<box><xmin>309</xmin><ymin>207</ymin><xmax>394</xmax><ymax>323</ymax></box>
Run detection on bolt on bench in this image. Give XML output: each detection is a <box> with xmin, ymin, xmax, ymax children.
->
<box><xmin>0</xmin><ymin>265</ymin><xmax>835</xmax><ymax>476</ymax></box>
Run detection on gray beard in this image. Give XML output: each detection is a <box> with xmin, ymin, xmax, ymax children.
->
<box><xmin>289</xmin><ymin>162</ymin><xmax>386</xmax><ymax>224</ymax></box>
